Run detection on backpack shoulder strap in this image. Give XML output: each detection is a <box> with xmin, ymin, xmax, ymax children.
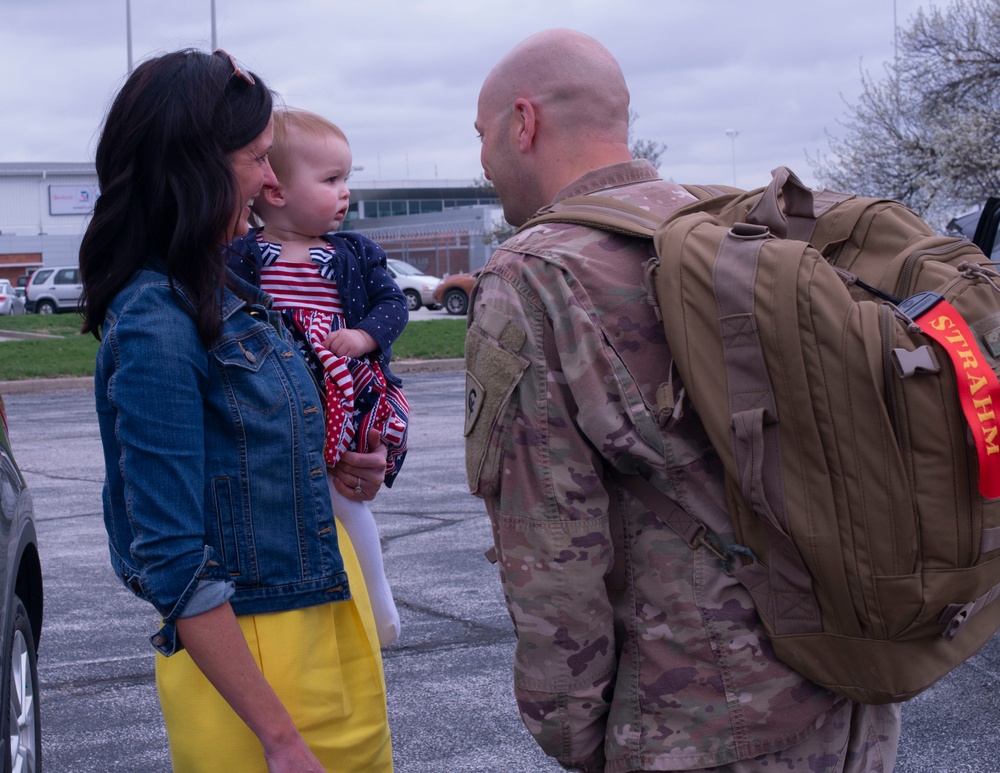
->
<box><xmin>518</xmin><ymin>191</ymin><xmax>749</xmax><ymax>563</ymax></box>
<box><xmin>518</xmin><ymin>183</ymin><xmax>753</xmax><ymax>239</ymax></box>
<box><xmin>682</xmin><ymin>183</ymin><xmax>744</xmax><ymax>200</ymax></box>
<box><xmin>516</xmin><ymin>194</ymin><xmax>660</xmax><ymax>238</ymax></box>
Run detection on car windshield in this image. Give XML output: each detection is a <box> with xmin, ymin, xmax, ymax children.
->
<box><xmin>388</xmin><ymin>260</ymin><xmax>425</xmax><ymax>277</ymax></box>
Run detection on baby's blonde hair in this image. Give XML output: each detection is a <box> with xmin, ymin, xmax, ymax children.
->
<box><xmin>268</xmin><ymin>108</ymin><xmax>349</xmax><ymax>182</ymax></box>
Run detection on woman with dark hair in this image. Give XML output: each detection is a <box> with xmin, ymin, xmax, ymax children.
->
<box><xmin>79</xmin><ymin>49</ymin><xmax>393</xmax><ymax>772</ymax></box>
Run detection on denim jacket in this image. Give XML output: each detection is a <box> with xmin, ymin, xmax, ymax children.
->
<box><xmin>230</xmin><ymin>229</ymin><xmax>407</xmax><ymax>386</ymax></box>
<box><xmin>95</xmin><ymin>263</ymin><xmax>350</xmax><ymax>656</ymax></box>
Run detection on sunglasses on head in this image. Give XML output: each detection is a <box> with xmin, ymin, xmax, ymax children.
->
<box><xmin>213</xmin><ymin>49</ymin><xmax>255</xmax><ymax>86</ymax></box>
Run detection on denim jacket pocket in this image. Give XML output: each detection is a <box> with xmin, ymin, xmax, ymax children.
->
<box><xmin>210</xmin><ymin>475</ymin><xmax>252</xmax><ymax>582</ymax></box>
<box><xmin>210</xmin><ymin>328</ymin><xmax>284</xmax><ymax>414</ymax></box>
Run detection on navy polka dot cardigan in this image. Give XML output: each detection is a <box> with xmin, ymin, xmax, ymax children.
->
<box><xmin>227</xmin><ymin>228</ymin><xmax>408</xmax><ymax>386</ymax></box>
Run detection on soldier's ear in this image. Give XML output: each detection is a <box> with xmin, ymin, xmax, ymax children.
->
<box><xmin>513</xmin><ymin>98</ymin><xmax>537</xmax><ymax>153</ymax></box>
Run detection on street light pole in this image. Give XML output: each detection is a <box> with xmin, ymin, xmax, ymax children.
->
<box><xmin>211</xmin><ymin>0</ymin><xmax>217</xmax><ymax>51</ymax></box>
<box><xmin>126</xmin><ymin>0</ymin><xmax>133</xmax><ymax>72</ymax></box>
<box><xmin>893</xmin><ymin>0</ymin><xmax>898</xmax><ymax>67</ymax></box>
<box><xmin>725</xmin><ymin>129</ymin><xmax>739</xmax><ymax>186</ymax></box>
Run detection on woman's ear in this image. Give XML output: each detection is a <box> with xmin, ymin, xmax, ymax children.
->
<box><xmin>259</xmin><ymin>183</ymin><xmax>286</xmax><ymax>208</ymax></box>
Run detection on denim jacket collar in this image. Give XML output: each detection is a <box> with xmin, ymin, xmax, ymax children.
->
<box><xmin>141</xmin><ymin>252</ymin><xmax>272</xmax><ymax>322</ymax></box>
<box><xmin>223</xmin><ymin>268</ymin><xmax>272</xmax><ymax>319</ymax></box>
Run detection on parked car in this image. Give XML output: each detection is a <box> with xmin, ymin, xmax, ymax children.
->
<box><xmin>972</xmin><ymin>196</ymin><xmax>1000</xmax><ymax>259</ymax></box>
<box><xmin>433</xmin><ymin>270</ymin><xmax>480</xmax><ymax>316</ymax></box>
<box><xmin>24</xmin><ymin>267</ymin><xmax>83</xmax><ymax>314</ymax></box>
<box><xmin>0</xmin><ymin>281</ymin><xmax>26</xmax><ymax>316</ymax></box>
<box><xmin>13</xmin><ymin>273</ymin><xmax>33</xmax><ymax>299</ymax></box>
<box><xmin>948</xmin><ymin>197</ymin><xmax>1000</xmax><ymax>258</ymax></box>
<box><xmin>0</xmin><ymin>395</ymin><xmax>44</xmax><ymax>772</ymax></box>
<box><xmin>386</xmin><ymin>259</ymin><xmax>440</xmax><ymax>312</ymax></box>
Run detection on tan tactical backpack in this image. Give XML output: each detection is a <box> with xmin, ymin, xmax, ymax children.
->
<box><xmin>523</xmin><ymin>167</ymin><xmax>1000</xmax><ymax>704</ymax></box>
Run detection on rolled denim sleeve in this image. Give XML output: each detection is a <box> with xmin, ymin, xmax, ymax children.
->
<box><xmin>180</xmin><ymin>578</ymin><xmax>235</xmax><ymax>618</ymax></box>
<box><xmin>97</xmin><ymin>285</ymin><xmax>233</xmax><ymax>652</ymax></box>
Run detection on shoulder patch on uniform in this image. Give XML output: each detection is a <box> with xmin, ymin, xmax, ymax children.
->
<box><xmin>465</xmin><ymin>370</ymin><xmax>485</xmax><ymax>437</ymax></box>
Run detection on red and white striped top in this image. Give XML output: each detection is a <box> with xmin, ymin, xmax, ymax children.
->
<box><xmin>260</xmin><ymin>256</ymin><xmax>344</xmax><ymax>316</ymax></box>
<box><xmin>255</xmin><ymin>239</ymin><xmax>408</xmax><ymax>480</ymax></box>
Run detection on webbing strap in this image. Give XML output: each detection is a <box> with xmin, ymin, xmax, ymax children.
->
<box><xmin>982</xmin><ymin>526</ymin><xmax>1000</xmax><ymax>554</ymax></box>
<box><xmin>518</xmin><ymin>195</ymin><xmax>659</xmax><ymax>238</ymax></box>
<box><xmin>746</xmin><ymin>166</ymin><xmax>853</xmax><ymax>243</ymax></box>
<box><xmin>713</xmin><ymin>228</ymin><xmax>822</xmax><ymax>634</ymax></box>
<box><xmin>907</xmin><ymin>295</ymin><xmax>1000</xmax><ymax>498</ymax></box>
<box><xmin>620</xmin><ymin>473</ymin><xmax>709</xmax><ymax>545</ymax></box>
<box><xmin>522</xmin><ymin>193</ymin><xmax>823</xmax><ymax>634</ymax></box>
<box><xmin>616</xmin><ymin>472</ymin><xmax>737</xmax><ymax>572</ymax></box>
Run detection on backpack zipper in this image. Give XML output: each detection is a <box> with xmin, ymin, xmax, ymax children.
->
<box><xmin>896</xmin><ymin>241</ymin><xmax>977</xmax><ymax>298</ymax></box>
<box><xmin>889</xmin><ymin>289</ymin><xmax>982</xmax><ymax>566</ymax></box>
<box><xmin>881</xmin><ymin>304</ymin><xmax>902</xmax><ymax>448</ymax></box>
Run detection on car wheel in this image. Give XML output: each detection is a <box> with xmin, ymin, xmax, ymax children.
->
<box><xmin>3</xmin><ymin>596</ymin><xmax>40</xmax><ymax>773</ymax></box>
<box><xmin>444</xmin><ymin>288</ymin><xmax>469</xmax><ymax>315</ymax></box>
<box><xmin>403</xmin><ymin>289</ymin><xmax>422</xmax><ymax>312</ymax></box>
<box><xmin>35</xmin><ymin>301</ymin><xmax>55</xmax><ymax>315</ymax></box>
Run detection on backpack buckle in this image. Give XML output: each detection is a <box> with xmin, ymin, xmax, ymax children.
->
<box><xmin>942</xmin><ymin>602</ymin><xmax>973</xmax><ymax>641</ymax></box>
<box><xmin>688</xmin><ymin>523</ymin><xmax>723</xmax><ymax>557</ymax></box>
<box><xmin>688</xmin><ymin>524</ymin><xmax>752</xmax><ymax>575</ymax></box>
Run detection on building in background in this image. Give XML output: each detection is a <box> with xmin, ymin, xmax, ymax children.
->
<box><xmin>0</xmin><ymin>163</ymin><xmax>502</xmax><ymax>285</ymax></box>
<box><xmin>0</xmin><ymin>163</ymin><xmax>95</xmax><ymax>284</ymax></box>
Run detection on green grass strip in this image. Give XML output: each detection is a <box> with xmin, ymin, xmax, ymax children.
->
<box><xmin>0</xmin><ymin>315</ymin><xmax>467</xmax><ymax>380</ymax></box>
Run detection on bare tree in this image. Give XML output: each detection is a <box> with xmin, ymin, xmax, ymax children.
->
<box><xmin>470</xmin><ymin>174</ymin><xmax>498</xmax><ymax>198</ymax></box>
<box><xmin>810</xmin><ymin>0</ymin><xmax>1000</xmax><ymax>229</ymax></box>
<box><xmin>471</xmin><ymin>115</ymin><xmax>667</xmax><ymax>238</ymax></box>
<box><xmin>469</xmin><ymin>175</ymin><xmax>515</xmax><ymax>245</ymax></box>
<box><xmin>628</xmin><ymin>110</ymin><xmax>667</xmax><ymax>169</ymax></box>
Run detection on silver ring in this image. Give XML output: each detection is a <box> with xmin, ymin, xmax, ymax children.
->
<box><xmin>354</xmin><ymin>476</ymin><xmax>363</xmax><ymax>495</ymax></box>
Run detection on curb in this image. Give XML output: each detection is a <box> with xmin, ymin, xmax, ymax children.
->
<box><xmin>0</xmin><ymin>330</ymin><xmax>63</xmax><ymax>341</ymax></box>
<box><xmin>393</xmin><ymin>358</ymin><xmax>465</xmax><ymax>374</ymax></box>
<box><xmin>0</xmin><ymin>358</ymin><xmax>464</xmax><ymax>395</ymax></box>
<box><xmin>0</xmin><ymin>377</ymin><xmax>93</xmax><ymax>395</ymax></box>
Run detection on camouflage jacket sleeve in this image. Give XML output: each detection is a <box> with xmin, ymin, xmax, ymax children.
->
<box><xmin>464</xmin><ymin>250</ymin><xmax>670</xmax><ymax>771</ymax></box>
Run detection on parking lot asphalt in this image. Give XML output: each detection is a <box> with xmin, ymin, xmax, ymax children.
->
<box><xmin>4</xmin><ymin>369</ymin><xmax>1000</xmax><ymax>772</ymax></box>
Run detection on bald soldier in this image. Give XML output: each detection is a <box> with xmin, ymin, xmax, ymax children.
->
<box><xmin>464</xmin><ymin>29</ymin><xmax>901</xmax><ymax>773</ymax></box>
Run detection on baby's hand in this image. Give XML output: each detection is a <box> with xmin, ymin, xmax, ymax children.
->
<box><xmin>324</xmin><ymin>328</ymin><xmax>377</xmax><ymax>358</ymax></box>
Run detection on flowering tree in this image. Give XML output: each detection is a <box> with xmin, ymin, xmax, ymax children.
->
<box><xmin>810</xmin><ymin>0</ymin><xmax>1000</xmax><ymax>229</ymax></box>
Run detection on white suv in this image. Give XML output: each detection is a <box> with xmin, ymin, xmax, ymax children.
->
<box><xmin>25</xmin><ymin>267</ymin><xmax>83</xmax><ymax>314</ymax></box>
<box><xmin>386</xmin><ymin>259</ymin><xmax>441</xmax><ymax>311</ymax></box>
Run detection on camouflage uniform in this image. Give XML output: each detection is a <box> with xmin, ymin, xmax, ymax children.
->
<box><xmin>464</xmin><ymin>160</ymin><xmax>900</xmax><ymax>772</ymax></box>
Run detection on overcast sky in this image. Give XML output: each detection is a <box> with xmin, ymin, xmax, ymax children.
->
<box><xmin>1</xmin><ymin>0</ymin><xmax>945</xmax><ymax>191</ymax></box>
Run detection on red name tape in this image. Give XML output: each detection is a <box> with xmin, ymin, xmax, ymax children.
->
<box><xmin>915</xmin><ymin>299</ymin><xmax>1000</xmax><ymax>499</ymax></box>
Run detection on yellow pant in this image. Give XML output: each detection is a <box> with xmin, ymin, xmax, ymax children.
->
<box><xmin>156</xmin><ymin>522</ymin><xmax>393</xmax><ymax>772</ymax></box>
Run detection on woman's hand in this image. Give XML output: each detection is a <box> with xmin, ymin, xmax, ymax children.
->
<box><xmin>264</xmin><ymin>736</ymin><xmax>326</xmax><ymax>773</ymax></box>
<box><xmin>175</xmin><ymin>604</ymin><xmax>326</xmax><ymax>772</ymax></box>
<box><xmin>332</xmin><ymin>429</ymin><xmax>387</xmax><ymax>501</ymax></box>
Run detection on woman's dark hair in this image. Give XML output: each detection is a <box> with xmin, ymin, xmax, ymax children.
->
<box><xmin>79</xmin><ymin>49</ymin><xmax>273</xmax><ymax>343</ymax></box>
